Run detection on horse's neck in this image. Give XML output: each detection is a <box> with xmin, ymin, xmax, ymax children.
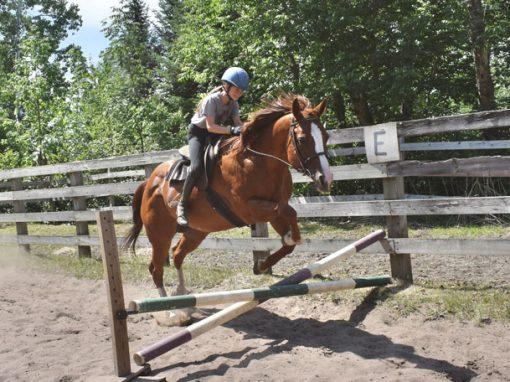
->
<box><xmin>215</xmin><ymin>122</ymin><xmax>291</xmax><ymax>191</ymax></box>
<box><xmin>211</xmin><ymin>121</ymin><xmax>292</xmax><ymax>200</ymax></box>
<box><xmin>249</xmin><ymin>121</ymin><xmax>289</xmax><ymax>162</ymax></box>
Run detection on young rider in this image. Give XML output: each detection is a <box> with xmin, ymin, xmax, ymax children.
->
<box><xmin>177</xmin><ymin>67</ymin><xmax>250</xmax><ymax>228</ymax></box>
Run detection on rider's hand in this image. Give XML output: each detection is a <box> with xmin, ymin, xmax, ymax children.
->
<box><xmin>230</xmin><ymin>126</ymin><xmax>242</xmax><ymax>136</ymax></box>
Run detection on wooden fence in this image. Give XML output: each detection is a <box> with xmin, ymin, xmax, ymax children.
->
<box><xmin>1</xmin><ymin>109</ymin><xmax>510</xmax><ymax>282</ymax></box>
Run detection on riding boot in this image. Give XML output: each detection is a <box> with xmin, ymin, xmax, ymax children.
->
<box><xmin>177</xmin><ymin>174</ymin><xmax>195</xmax><ymax>227</ymax></box>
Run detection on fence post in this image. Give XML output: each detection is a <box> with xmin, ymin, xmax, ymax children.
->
<box><xmin>251</xmin><ymin>223</ymin><xmax>271</xmax><ymax>274</ymax></box>
<box><xmin>68</xmin><ymin>171</ymin><xmax>91</xmax><ymax>257</ymax></box>
<box><xmin>97</xmin><ymin>209</ymin><xmax>131</xmax><ymax>377</ymax></box>
<box><xmin>144</xmin><ymin>164</ymin><xmax>156</xmax><ymax>179</ymax></box>
<box><xmin>11</xmin><ymin>178</ymin><xmax>30</xmax><ymax>254</ymax></box>
<box><xmin>383</xmin><ymin>137</ymin><xmax>413</xmax><ymax>283</ymax></box>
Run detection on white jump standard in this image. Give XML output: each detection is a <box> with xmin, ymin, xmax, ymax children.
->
<box><xmin>133</xmin><ymin>229</ymin><xmax>387</xmax><ymax>366</ymax></box>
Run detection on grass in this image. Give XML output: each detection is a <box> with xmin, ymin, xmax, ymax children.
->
<box><xmin>1</xmin><ymin>220</ymin><xmax>510</xmax><ymax>324</ymax></box>
<box><xmin>382</xmin><ymin>283</ymin><xmax>510</xmax><ymax>324</ymax></box>
<box><xmin>2</xmin><ymin>218</ymin><xmax>508</xmax><ymax>239</ymax></box>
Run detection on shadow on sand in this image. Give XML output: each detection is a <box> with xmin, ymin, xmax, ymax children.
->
<box><xmin>151</xmin><ymin>287</ymin><xmax>476</xmax><ymax>382</ymax></box>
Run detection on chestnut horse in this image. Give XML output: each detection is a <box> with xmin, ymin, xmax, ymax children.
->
<box><xmin>124</xmin><ymin>94</ymin><xmax>333</xmax><ymax>324</ymax></box>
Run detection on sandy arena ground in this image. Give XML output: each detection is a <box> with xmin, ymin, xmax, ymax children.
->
<box><xmin>0</xmin><ymin>247</ymin><xmax>509</xmax><ymax>382</ymax></box>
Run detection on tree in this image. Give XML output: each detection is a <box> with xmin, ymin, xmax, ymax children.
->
<box><xmin>483</xmin><ymin>0</ymin><xmax>510</xmax><ymax>107</ymax></box>
<box><xmin>0</xmin><ymin>0</ymin><xmax>82</xmax><ymax>168</ymax></box>
<box><xmin>467</xmin><ymin>0</ymin><xmax>497</xmax><ymax>110</ymax></box>
<box><xmin>97</xmin><ymin>0</ymin><xmax>157</xmax><ymax>153</ymax></box>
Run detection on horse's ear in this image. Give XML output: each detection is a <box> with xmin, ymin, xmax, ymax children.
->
<box><xmin>314</xmin><ymin>98</ymin><xmax>328</xmax><ymax>117</ymax></box>
<box><xmin>292</xmin><ymin>98</ymin><xmax>305</xmax><ymax>122</ymax></box>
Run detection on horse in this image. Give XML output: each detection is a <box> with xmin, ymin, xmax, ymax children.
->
<box><xmin>123</xmin><ymin>93</ymin><xmax>333</xmax><ymax>325</ymax></box>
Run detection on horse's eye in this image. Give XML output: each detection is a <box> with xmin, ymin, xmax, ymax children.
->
<box><xmin>297</xmin><ymin>136</ymin><xmax>306</xmax><ymax>144</ymax></box>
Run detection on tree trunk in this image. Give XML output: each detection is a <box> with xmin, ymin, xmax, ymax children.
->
<box><xmin>288</xmin><ymin>53</ymin><xmax>300</xmax><ymax>87</ymax></box>
<box><xmin>468</xmin><ymin>0</ymin><xmax>501</xmax><ymax>140</ymax></box>
<box><xmin>332</xmin><ymin>90</ymin><xmax>347</xmax><ymax>128</ymax></box>
<box><xmin>400</xmin><ymin>100</ymin><xmax>413</xmax><ymax>121</ymax></box>
<box><xmin>468</xmin><ymin>0</ymin><xmax>496</xmax><ymax>111</ymax></box>
<box><xmin>349</xmin><ymin>91</ymin><xmax>374</xmax><ymax>125</ymax></box>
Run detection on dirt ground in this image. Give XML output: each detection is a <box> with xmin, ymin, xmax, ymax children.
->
<box><xmin>0</xmin><ymin>247</ymin><xmax>509</xmax><ymax>382</ymax></box>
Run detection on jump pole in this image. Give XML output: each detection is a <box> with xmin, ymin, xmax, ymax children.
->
<box><xmin>128</xmin><ymin>276</ymin><xmax>391</xmax><ymax>314</ymax></box>
<box><xmin>133</xmin><ymin>229</ymin><xmax>386</xmax><ymax>366</ymax></box>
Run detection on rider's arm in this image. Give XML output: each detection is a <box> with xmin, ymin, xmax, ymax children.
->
<box><xmin>205</xmin><ymin>115</ymin><xmax>233</xmax><ymax>135</ymax></box>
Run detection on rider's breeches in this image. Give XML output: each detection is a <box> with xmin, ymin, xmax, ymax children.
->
<box><xmin>181</xmin><ymin>124</ymin><xmax>209</xmax><ymax>203</ymax></box>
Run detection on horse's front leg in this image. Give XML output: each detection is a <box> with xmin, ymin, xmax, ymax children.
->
<box><xmin>247</xmin><ymin>199</ymin><xmax>302</xmax><ymax>274</ymax></box>
<box><xmin>247</xmin><ymin>198</ymin><xmax>302</xmax><ymax>247</ymax></box>
<box><xmin>276</xmin><ymin>203</ymin><xmax>302</xmax><ymax>246</ymax></box>
<box><xmin>254</xmin><ymin>214</ymin><xmax>298</xmax><ymax>274</ymax></box>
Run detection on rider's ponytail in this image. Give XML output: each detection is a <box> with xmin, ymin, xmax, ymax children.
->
<box><xmin>195</xmin><ymin>85</ymin><xmax>223</xmax><ymax>113</ymax></box>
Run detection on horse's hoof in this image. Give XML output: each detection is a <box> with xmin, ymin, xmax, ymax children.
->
<box><xmin>153</xmin><ymin>310</ymin><xmax>191</xmax><ymax>327</ymax></box>
<box><xmin>253</xmin><ymin>262</ymin><xmax>272</xmax><ymax>275</ymax></box>
<box><xmin>171</xmin><ymin>288</ymin><xmax>191</xmax><ymax>296</ymax></box>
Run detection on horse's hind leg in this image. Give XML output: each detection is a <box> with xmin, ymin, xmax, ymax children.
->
<box><xmin>171</xmin><ymin>228</ymin><xmax>208</xmax><ymax>294</ymax></box>
<box><xmin>146</xmin><ymin>221</ymin><xmax>194</xmax><ymax>327</ymax></box>
<box><xmin>147</xmin><ymin>226</ymin><xmax>175</xmax><ymax>298</ymax></box>
<box><xmin>151</xmin><ymin>228</ymin><xmax>207</xmax><ymax>327</ymax></box>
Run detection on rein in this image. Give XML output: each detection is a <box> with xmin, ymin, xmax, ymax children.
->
<box><xmin>246</xmin><ymin>146</ymin><xmax>294</xmax><ymax>168</ymax></box>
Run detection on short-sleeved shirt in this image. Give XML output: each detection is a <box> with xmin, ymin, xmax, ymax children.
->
<box><xmin>191</xmin><ymin>92</ymin><xmax>239</xmax><ymax>129</ymax></box>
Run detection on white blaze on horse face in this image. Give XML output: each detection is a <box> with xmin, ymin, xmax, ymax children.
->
<box><xmin>311</xmin><ymin>123</ymin><xmax>333</xmax><ymax>186</ymax></box>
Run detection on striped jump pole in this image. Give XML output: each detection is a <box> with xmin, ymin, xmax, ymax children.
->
<box><xmin>133</xmin><ymin>229</ymin><xmax>386</xmax><ymax>366</ymax></box>
<box><xmin>128</xmin><ymin>276</ymin><xmax>391</xmax><ymax>314</ymax></box>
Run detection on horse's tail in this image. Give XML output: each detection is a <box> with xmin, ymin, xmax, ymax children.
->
<box><xmin>122</xmin><ymin>180</ymin><xmax>147</xmax><ymax>254</ymax></box>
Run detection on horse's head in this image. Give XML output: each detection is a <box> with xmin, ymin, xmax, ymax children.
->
<box><xmin>287</xmin><ymin>98</ymin><xmax>333</xmax><ymax>193</ymax></box>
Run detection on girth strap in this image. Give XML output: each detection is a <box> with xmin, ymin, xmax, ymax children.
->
<box><xmin>205</xmin><ymin>187</ymin><xmax>247</xmax><ymax>228</ymax></box>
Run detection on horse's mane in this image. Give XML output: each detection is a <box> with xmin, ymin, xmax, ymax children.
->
<box><xmin>242</xmin><ymin>93</ymin><xmax>310</xmax><ymax>147</ymax></box>
<box><xmin>221</xmin><ymin>93</ymin><xmax>310</xmax><ymax>153</ymax></box>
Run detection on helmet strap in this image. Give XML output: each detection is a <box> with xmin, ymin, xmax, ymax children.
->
<box><xmin>223</xmin><ymin>83</ymin><xmax>234</xmax><ymax>101</ymax></box>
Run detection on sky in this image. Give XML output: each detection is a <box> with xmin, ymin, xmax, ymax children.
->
<box><xmin>62</xmin><ymin>0</ymin><xmax>160</xmax><ymax>63</ymax></box>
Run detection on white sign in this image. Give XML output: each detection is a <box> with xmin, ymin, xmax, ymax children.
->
<box><xmin>363</xmin><ymin>122</ymin><xmax>401</xmax><ymax>164</ymax></box>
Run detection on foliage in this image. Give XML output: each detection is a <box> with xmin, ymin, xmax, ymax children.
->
<box><xmin>0</xmin><ymin>0</ymin><xmax>82</xmax><ymax>168</ymax></box>
<box><xmin>0</xmin><ymin>0</ymin><xmax>509</xmax><ymax>200</ymax></box>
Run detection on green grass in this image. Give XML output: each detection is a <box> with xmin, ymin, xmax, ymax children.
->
<box><xmin>12</xmin><ymin>243</ymin><xmax>270</xmax><ymax>292</ymax></box>
<box><xmin>3</xmin><ymin>219</ymin><xmax>508</xmax><ymax>239</ymax></box>
<box><xmin>382</xmin><ymin>283</ymin><xmax>510</xmax><ymax>324</ymax></box>
<box><xmin>409</xmin><ymin>224</ymin><xmax>510</xmax><ymax>239</ymax></box>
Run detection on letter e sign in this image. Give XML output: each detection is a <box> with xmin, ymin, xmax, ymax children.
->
<box><xmin>363</xmin><ymin>122</ymin><xmax>401</xmax><ymax>164</ymax></box>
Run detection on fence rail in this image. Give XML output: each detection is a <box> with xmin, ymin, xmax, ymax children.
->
<box><xmin>1</xmin><ymin>196</ymin><xmax>509</xmax><ymax>223</ymax></box>
<box><xmin>2</xmin><ymin>155</ymin><xmax>509</xmax><ymax>204</ymax></box>
<box><xmin>1</xmin><ymin>234</ymin><xmax>509</xmax><ymax>258</ymax></box>
<box><xmin>328</xmin><ymin>109</ymin><xmax>510</xmax><ymax>144</ymax></box>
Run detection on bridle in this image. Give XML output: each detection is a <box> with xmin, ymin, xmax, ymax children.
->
<box><xmin>289</xmin><ymin>117</ymin><xmax>328</xmax><ymax>177</ymax></box>
<box><xmin>246</xmin><ymin>115</ymin><xmax>328</xmax><ymax>177</ymax></box>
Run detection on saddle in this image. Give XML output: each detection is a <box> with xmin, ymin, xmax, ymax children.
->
<box><xmin>165</xmin><ymin>136</ymin><xmax>246</xmax><ymax>228</ymax></box>
<box><xmin>165</xmin><ymin>136</ymin><xmax>221</xmax><ymax>190</ymax></box>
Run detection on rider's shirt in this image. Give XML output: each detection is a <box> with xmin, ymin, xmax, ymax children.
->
<box><xmin>191</xmin><ymin>92</ymin><xmax>239</xmax><ymax>129</ymax></box>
